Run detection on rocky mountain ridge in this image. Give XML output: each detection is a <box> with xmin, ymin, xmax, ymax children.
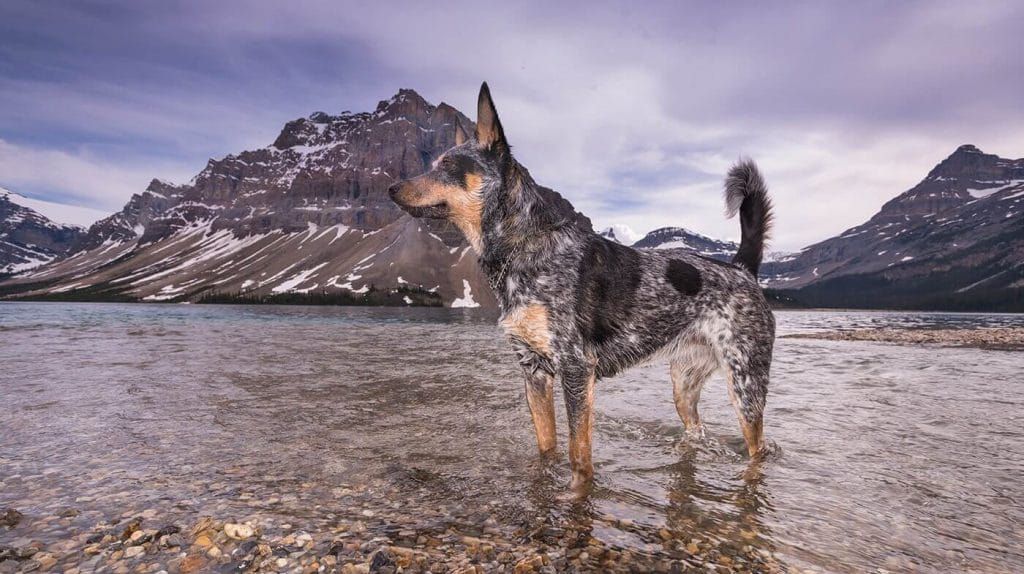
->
<box><xmin>1</xmin><ymin>90</ymin><xmax>588</xmax><ymax>307</ymax></box>
<box><xmin>0</xmin><ymin>187</ymin><xmax>85</xmax><ymax>275</ymax></box>
<box><xmin>764</xmin><ymin>144</ymin><xmax>1023</xmax><ymax>310</ymax></box>
<box><xmin>3</xmin><ymin>95</ymin><xmax>1020</xmax><ymax>311</ymax></box>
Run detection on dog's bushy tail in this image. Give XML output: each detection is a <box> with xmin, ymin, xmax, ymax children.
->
<box><xmin>724</xmin><ymin>159</ymin><xmax>774</xmax><ymax>277</ymax></box>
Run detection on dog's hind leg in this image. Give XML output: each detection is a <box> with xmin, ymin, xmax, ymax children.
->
<box><xmin>670</xmin><ymin>340</ymin><xmax>719</xmax><ymax>437</ymax></box>
<box><xmin>720</xmin><ymin>343</ymin><xmax>771</xmax><ymax>458</ymax></box>
<box><xmin>523</xmin><ymin>369</ymin><xmax>557</xmax><ymax>453</ymax></box>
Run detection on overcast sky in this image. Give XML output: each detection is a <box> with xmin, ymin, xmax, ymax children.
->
<box><xmin>2</xmin><ymin>1</ymin><xmax>1022</xmax><ymax>249</ymax></box>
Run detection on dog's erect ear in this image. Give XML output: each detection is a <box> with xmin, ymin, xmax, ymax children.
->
<box><xmin>454</xmin><ymin>122</ymin><xmax>468</xmax><ymax>146</ymax></box>
<box><xmin>476</xmin><ymin>82</ymin><xmax>506</xmax><ymax>152</ymax></box>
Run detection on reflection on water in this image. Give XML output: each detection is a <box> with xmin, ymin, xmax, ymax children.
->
<box><xmin>1</xmin><ymin>303</ymin><xmax>1023</xmax><ymax>572</ymax></box>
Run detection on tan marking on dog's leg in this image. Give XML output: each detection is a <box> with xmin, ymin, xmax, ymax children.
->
<box><xmin>739</xmin><ymin>416</ymin><xmax>764</xmax><ymax>458</ymax></box>
<box><xmin>566</xmin><ymin>370</ymin><xmax>596</xmax><ymax>496</ymax></box>
<box><xmin>725</xmin><ymin>370</ymin><xmax>765</xmax><ymax>457</ymax></box>
<box><xmin>670</xmin><ymin>341</ymin><xmax>718</xmax><ymax>435</ymax></box>
<box><xmin>524</xmin><ymin>371</ymin><xmax>556</xmax><ymax>453</ymax></box>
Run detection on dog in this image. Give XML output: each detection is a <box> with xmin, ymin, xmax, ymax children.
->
<box><xmin>389</xmin><ymin>83</ymin><xmax>775</xmax><ymax>495</ymax></box>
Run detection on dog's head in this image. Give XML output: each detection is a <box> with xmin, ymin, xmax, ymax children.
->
<box><xmin>388</xmin><ymin>82</ymin><xmax>511</xmax><ymax>251</ymax></box>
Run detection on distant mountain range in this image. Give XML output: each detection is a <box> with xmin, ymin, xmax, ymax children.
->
<box><xmin>763</xmin><ymin>144</ymin><xmax>1023</xmax><ymax>311</ymax></box>
<box><xmin>1</xmin><ymin>91</ymin><xmax>1020</xmax><ymax>311</ymax></box>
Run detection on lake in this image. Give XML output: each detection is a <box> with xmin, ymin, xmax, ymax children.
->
<box><xmin>1</xmin><ymin>303</ymin><xmax>1022</xmax><ymax>573</ymax></box>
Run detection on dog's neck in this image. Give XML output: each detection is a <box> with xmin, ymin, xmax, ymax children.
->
<box><xmin>476</xmin><ymin>160</ymin><xmax>575</xmax><ymax>309</ymax></box>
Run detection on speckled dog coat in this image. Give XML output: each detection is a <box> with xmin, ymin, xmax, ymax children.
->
<box><xmin>390</xmin><ymin>83</ymin><xmax>775</xmax><ymax>494</ymax></box>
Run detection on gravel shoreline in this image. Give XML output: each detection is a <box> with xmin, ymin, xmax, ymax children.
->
<box><xmin>0</xmin><ymin>503</ymin><xmax>785</xmax><ymax>574</ymax></box>
<box><xmin>782</xmin><ymin>326</ymin><xmax>1024</xmax><ymax>350</ymax></box>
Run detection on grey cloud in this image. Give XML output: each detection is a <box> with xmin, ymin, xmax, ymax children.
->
<box><xmin>1</xmin><ymin>0</ymin><xmax>1021</xmax><ymax>249</ymax></box>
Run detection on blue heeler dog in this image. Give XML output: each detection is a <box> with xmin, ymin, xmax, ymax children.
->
<box><xmin>390</xmin><ymin>83</ymin><xmax>775</xmax><ymax>496</ymax></box>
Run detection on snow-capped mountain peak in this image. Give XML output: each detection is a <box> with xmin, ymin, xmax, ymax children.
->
<box><xmin>598</xmin><ymin>224</ymin><xmax>641</xmax><ymax>245</ymax></box>
<box><xmin>1</xmin><ymin>186</ymin><xmax>90</xmax><ymax>275</ymax></box>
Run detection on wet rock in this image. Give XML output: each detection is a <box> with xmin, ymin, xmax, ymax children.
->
<box><xmin>15</xmin><ymin>544</ymin><xmax>41</xmax><ymax>560</ymax></box>
<box><xmin>160</xmin><ymin>534</ymin><xmax>185</xmax><ymax>548</ymax></box>
<box><xmin>82</xmin><ymin>544</ymin><xmax>102</xmax><ymax>556</ymax></box>
<box><xmin>127</xmin><ymin>530</ymin><xmax>152</xmax><ymax>546</ymax></box>
<box><xmin>178</xmin><ymin>555</ymin><xmax>207</xmax><ymax>574</ymax></box>
<box><xmin>223</xmin><ymin>523</ymin><xmax>255</xmax><ymax>540</ymax></box>
<box><xmin>120</xmin><ymin>518</ymin><xmax>142</xmax><ymax>540</ymax></box>
<box><xmin>294</xmin><ymin>532</ymin><xmax>313</xmax><ymax>547</ymax></box>
<box><xmin>157</xmin><ymin>525</ymin><xmax>181</xmax><ymax>537</ymax></box>
<box><xmin>190</xmin><ymin>517</ymin><xmax>216</xmax><ymax>538</ymax></box>
<box><xmin>369</xmin><ymin>548</ymin><xmax>396</xmax><ymax>572</ymax></box>
<box><xmin>0</xmin><ymin>509</ymin><xmax>22</xmax><ymax>529</ymax></box>
<box><xmin>514</xmin><ymin>555</ymin><xmax>544</xmax><ymax>573</ymax></box>
<box><xmin>123</xmin><ymin>546</ymin><xmax>145</xmax><ymax>559</ymax></box>
<box><xmin>236</xmin><ymin>540</ymin><xmax>258</xmax><ymax>555</ymax></box>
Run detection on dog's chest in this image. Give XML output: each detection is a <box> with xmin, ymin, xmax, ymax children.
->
<box><xmin>500</xmin><ymin>304</ymin><xmax>553</xmax><ymax>355</ymax></box>
<box><xmin>500</xmin><ymin>303</ymin><xmax>557</xmax><ymax>376</ymax></box>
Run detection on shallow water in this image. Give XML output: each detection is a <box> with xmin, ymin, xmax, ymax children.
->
<box><xmin>1</xmin><ymin>303</ymin><xmax>1023</xmax><ymax>572</ymax></box>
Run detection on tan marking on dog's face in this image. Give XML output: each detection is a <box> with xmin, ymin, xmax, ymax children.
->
<box><xmin>391</xmin><ymin>171</ymin><xmax>484</xmax><ymax>252</ymax></box>
<box><xmin>449</xmin><ymin>173</ymin><xmax>484</xmax><ymax>252</ymax></box>
<box><xmin>501</xmin><ymin>304</ymin><xmax>553</xmax><ymax>356</ymax></box>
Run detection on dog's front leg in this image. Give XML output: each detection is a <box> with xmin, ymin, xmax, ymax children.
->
<box><xmin>561</xmin><ymin>360</ymin><xmax>596</xmax><ymax>496</ymax></box>
<box><xmin>523</xmin><ymin>368</ymin><xmax>556</xmax><ymax>453</ymax></box>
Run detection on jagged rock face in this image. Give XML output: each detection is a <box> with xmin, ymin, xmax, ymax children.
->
<box><xmin>877</xmin><ymin>144</ymin><xmax>1024</xmax><ymax>218</ymax></box>
<box><xmin>0</xmin><ymin>188</ymin><xmax>84</xmax><ymax>275</ymax></box>
<box><xmin>75</xmin><ymin>89</ymin><xmax>475</xmax><ymax>249</ymax></box>
<box><xmin>3</xmin><ymin>90</ymin><xmax>589</xmax><ymax>307</ymax></box>
<box><xmin>765</xmin><ymin>145</ymin><xmax>1024</xmax><ymax>310</ymax></box>
<box><xmin>632</xmin><ymin>227</ymin><xmax>738</xmax><ymax>261</ymax></box>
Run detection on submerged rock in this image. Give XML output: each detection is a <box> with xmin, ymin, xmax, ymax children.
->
<box><xmin>0</xmin><ymin>509</ymin><xmax>22</xmax><ymax>529</ymax></box>
<box><xmin>223</xmin><ymin>523</ymin><xmax>255</xmax><ymax>540</ymax></box>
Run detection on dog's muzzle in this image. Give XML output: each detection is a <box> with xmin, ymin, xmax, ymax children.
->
<box><xmin>388</xmin><ymin>182</ymin><xmax>449</xmax><ymax>219</ymax></box>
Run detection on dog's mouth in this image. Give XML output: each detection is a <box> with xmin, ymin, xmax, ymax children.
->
<box><xmin>398</xmin><ymin>201</ymin><xmax>449</xmax><ymax>219</ymax></box>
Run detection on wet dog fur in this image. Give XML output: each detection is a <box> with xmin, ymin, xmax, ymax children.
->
<box><xmin>389</xmin><ymin>83</ymin><xmax>776</xmax><ymax>495</ymax></box>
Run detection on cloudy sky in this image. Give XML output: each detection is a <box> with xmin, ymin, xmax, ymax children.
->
<box><xmin>2</xmin><ymin>1</ymin><xmax>1022</xmax><ymax>249</ymax></box>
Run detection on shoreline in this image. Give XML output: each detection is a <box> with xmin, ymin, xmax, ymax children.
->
<box><xmin>0</xmin><ymin>505</ymin><xmax>784</xmax><ymax>574</ymax></box>
<box><xmin>781</xmin><ymin>326</ymin><xmax>1024</xmax><ymax>350</ymax></box>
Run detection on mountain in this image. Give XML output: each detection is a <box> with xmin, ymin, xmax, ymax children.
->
<box><xmin>631</xmin><ymin>226</ymin><xmax>738</xmax><ymax>261</ymax></box>
<box><xmin>0</xmin><ymin>90</ymin><xmax>588</xmax><ymax>307</ymax></box>
<box><xmin>598</xmin><ymin>227</ymin><xmax>621</xmax><ymax>243</ymax></box>
<box><xmin>598</xmin><ymin>224</ymin><xmax>641</xmax><ymax>245</ymax></box>
<box><xmin>765</xmin><ymin>145</ymin><xmax>1024</xmax><ymax>310</ymax></box>
<box><xmin>0</xmin><ymin>187</ymin><xmax>86</xmax><ymax>276</ymax></box>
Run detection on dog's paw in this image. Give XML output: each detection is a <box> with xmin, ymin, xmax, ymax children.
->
<box><xmin>684</xmin><ymin>424</ymin><xmax>707</xmax><ymax>440</ymax></box>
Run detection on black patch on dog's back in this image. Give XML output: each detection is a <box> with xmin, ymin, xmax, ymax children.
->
<box><xmin>575</xmin><ymin>237</ymin><xmax>642</xmax><ymax>345</ymax></box>
<box><xmin>666</xmin><ymin>259</ymin><xmax>702</xmax><ymax>297</ymax></box>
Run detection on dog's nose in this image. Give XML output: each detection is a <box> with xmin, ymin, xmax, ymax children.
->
<box><xmin>387</xmin><ymin>183</ymin><xmax>401</xmax><ymax>200</ymax></box>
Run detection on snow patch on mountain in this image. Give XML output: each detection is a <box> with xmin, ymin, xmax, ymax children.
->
<box><xmin>598</xmin><ymin>224</ymin><xmax>642</xmax><ymax>245</ymax></box>
<box><xmin>0</xmin><ymin>187</ymin><xmax>106</xmax><ymax>228</ymax></box>
<box><xmin>450</xmin><ymin>279</ymin><xmax>479</xmax><ymax>308</ymax></box>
